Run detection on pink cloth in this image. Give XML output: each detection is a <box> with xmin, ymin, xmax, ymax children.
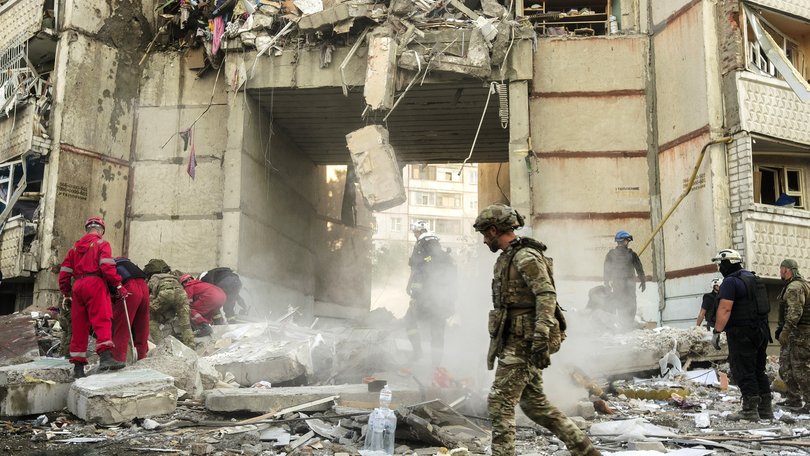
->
<box><xmin>212</xmin><ymin>16</ymin><xmax>225</xmax><ymax>55</ymax></box>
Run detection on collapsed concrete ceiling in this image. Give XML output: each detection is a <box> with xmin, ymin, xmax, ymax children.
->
<box><xmin>250</xmin><ymin>82</ymin><xmax>509</xmax><ymax>165</ymax></box>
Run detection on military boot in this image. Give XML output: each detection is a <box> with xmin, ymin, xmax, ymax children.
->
<box><xmin>98</xmin><ymin>350</ymin><xmax>125</xmax><ymax>372</ymax></box>
<box><xmin>73</xmin><ymin>363</ymin><xmax>86</xmax><ymax>379</ymax></box>
<box><xmin>776</xmin><ymin>396</ymin><xmax>803</xmax><ymax>409</ymax></box>
<box><xmin>758</xmin><ymin>393</ymin><xmax>774</xmax><ymax>420</ymax></box>
<box><xmin>728</xmin><ymin>395</ymin><xmax>761</xmax><ymax>421</ymax></box>
<box><xmin>568</xmin><ymin>435</ymin><xmax>601</xmax><ymax>456</ymax></box>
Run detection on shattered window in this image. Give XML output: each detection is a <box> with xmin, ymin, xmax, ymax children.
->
<box><xmin>745</xmin><ymin>8</ymin><xmax>809</xmax><ymax>81</ymax></box>
<box><xmin>754</xmin><ymin>164</ymin><xmax>805</xmax><ymax>209</ymax></box>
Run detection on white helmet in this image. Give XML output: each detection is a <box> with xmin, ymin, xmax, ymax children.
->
<box><xmin>710</xmin><ymin>278</ymin><xmax>722</xmax><ymax>287</ymax></box>
<box><xmin>410</xmin><ymin>220</ymin><xmax>429</xmax><ymax>232</ymax></box>
<box><xmin>712</xmin><ymin>249</ymin><xmax>742</xmax><ymax>264</ymax></box>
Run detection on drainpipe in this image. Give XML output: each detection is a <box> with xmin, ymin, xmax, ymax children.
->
<box><xmin>637</xmin><ymin>136</ymin><xmax>733</xmax><ymax>257</ymax></box>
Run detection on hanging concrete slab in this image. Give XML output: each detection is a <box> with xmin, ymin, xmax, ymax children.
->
<box><xmin>364</xmin><ymin>29</ymin><xmax>397</xmax><ymax>110</ymax></box>
<box><xmin>67</xmin><ymin>368</ymin><xmax>177</xmax><ymax>424</ymax></box>
<box><xmin>345</xmin><ymin>125</ymin><xmax>406</xmax><ymax>211</ymax></box>
<box><xmin>0</xmin><ymin>357</ymin><xmax>73</xmax><ymax>416</ymax></box>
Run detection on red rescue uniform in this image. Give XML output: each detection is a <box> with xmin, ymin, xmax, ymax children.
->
<box><xmin>112</xmin><ymin>277</ymin><xmax>150</xmax><ymax>362</ymax></box>
<box><xmin>58</xmin><ymin>232</ymin><xmax>121</xmax><ymax>364</ymax></box>
<box><xmin>183</xmin><ymin>279</ymin><xmax>226</xmax><ymax>325</ymax></box>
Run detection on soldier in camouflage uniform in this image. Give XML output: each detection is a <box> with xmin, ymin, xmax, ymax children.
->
<box><xmin>58</xmin><ymin>298</ymin><xmax>72</xmax><ymax>357</ymax></box>
<box><xmin>775</xmin><ymin>259</ymin><xmax>810</xmax><ymax>411</ymax></box>
<box><xmin>143</xmin><ymin>259</ymin><xmax>195</xmax><ymax>348</ymax></box>
<box><xmin>474</xmin><ymin>204</ymin><xmax>600</xmax><ymax>456</ymax></box>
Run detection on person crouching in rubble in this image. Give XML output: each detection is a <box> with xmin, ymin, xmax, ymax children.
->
<box><xmin>712</xmin><ymin>249</ymin><xmax>772</xmax><ymax>421</ymax></box>
<box><xmin>775</xmin><ymin>259</ymin><xmax>810</xmax><ymax>412</ymax></box>
<box><xmin>199</xmin><ymin>267</ymin><xmax>248</xmax><ymax>322</ymax></box>
<box><xmin>143</xmin><ymin>259</ymin><xmax>196</xmax><ymax>348</ymax></box>
<box><xmin>179</xmin><ymin>274</ymin><xmax>226</xmax><ymax>337</ymax></box>
<box><xmin>58</xmin><ymin>216</ymin><xmax>127</xmax><ymax>378</ymax></box>
<box><xmin>110</xmin><ymin>257</ymin><xmax>150</xmax><ymax>363</ymax></box>
<box><xmin>474</xmin><ymin>204</ymin><xmax>600</xmax><ymax>456</ymax></box>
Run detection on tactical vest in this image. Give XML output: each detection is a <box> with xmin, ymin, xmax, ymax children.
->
<box><xmin>727</xmin><ymin>270</ymin><xmax>764</xmax><ymax>326</ymax></box>
<box><xmin>115</xmin><ymin>258</ymin><xmax>147</xmax><ymax>284</ymax></box>
<box><xmin>492</xmin><ymin>237</ymin><xmax>567</xmax><ymax>347</ymax></box>
<box><xmin>781</xmin><ymin>277</ymin><xmax>810</xmax><ymax>326</ymax></box>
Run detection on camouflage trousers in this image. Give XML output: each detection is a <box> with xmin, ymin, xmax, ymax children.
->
<box><xmin>58</xmin><ymin>304</ymin><xmax>72</xmax><ymax>357</ymax></box>
<box><xmin>488</xmin><ymin>352</ymin><xmax>595</xmax><ymax>456</ymax></box>
<box><xmin>779</xmin><ymin>342</ymin><xmax>801</xmax><ymax>402</ymax></box>
<box><xmin>787</xmin><ymin>327</ymin><xmax>810</xmax><ymax>402</ymax></box>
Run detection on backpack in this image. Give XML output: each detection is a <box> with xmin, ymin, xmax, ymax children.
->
<box><xmin>115</xmin><ymin>257</ymin><xmax>147</xmax><ymax>283</ymax></box>
<box><xmin>201</xmin><ymin>267</ymin><xmax>237</xmax><ymax>285</ymax></box>
<box><xmin>739</xmin><ymin>273</ymin><xmax>770</xmax><ymax>318</ymax></box>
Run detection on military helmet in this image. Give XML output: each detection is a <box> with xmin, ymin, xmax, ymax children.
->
<box><xmin>143</xmin><ymin>259</ymin><xmax>171</xmax><ymax>276</ymax></box>
<box><xmin>473</xmin><ymin>204</ymin><xmax>524</xmax><ymax>232</ymax></box>
<box><xmin>712</xmin><ymin>248</ymin><xmax>743</xmax><ymax>264</ymax></box>
<box><xmin>614</xmin><ymin>230</ymin><xmax>633</xmax><ymax>242</ymax></box>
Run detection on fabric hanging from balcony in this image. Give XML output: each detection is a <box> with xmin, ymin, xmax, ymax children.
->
<box><xmin>744</xmin><ymin>5</ymin><xmax>810</xmax><ymax>102</ymax></box>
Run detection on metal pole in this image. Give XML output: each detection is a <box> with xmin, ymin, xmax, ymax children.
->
<box><xmin>121</xmin><ymin>296</ymin><xmax>137</xmax><ymax>362</ymax></box>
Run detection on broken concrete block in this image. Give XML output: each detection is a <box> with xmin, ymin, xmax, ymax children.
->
<box><xmin>0</xmin><ymin>313</ymin><xmax>39</xmax><ymax>367</ymax></box>
<box><xmin>297</xmin><ymin>1</ymin><xmax>378</xmax><ymax>31</ymax></box>
<box><xmin>399</xmin><ymin>29</ymin><xmax>492</xmax><ymax>79</ymax></box>
<box><xmin>67</xmin><ymin>368</ymin><xmax>177</xmax><ymax>424</ymax></box>
<box><xmin>205</xmin><ymin>384</ymin><xmax>432</xmax><ymax>413</ymax></box>
<box><xmin>203</xmin><ymin>339</ymin><xmax>313</xmax><ymax>387</ymax></box>
<box><xmin>577</xmin><ymin>401</ymin><xmax>596</xmax><ymax>420</ymax></box>
<box><xmin>197</xmin><ymin>356</ymin><xmax>220</xmax><ymax>391</ymax></box>
<box><xmin>364</xmin><ymin>30</ymin><xmax>397</xmax><ymax>110</ymax></box>
<box><xmin>135</xmin><ymin>335</ymin><xmax>203</xmax><ymax>399</ymax></box>
<box><xmin>627</xmin><ymin>441</ymin><xmax>667</xmax><ymax>452</ymax></box>
<box><xmin>345</xmin><ymin>125</ymin><xmax>406</xmax><ymax>211</ymax></box>
<box><xmin>0</xmin><ymin>357</ymin><xmax>74</xmax><ymax>416</ymax></box>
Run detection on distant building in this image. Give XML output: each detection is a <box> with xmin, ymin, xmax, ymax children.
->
<box><xmin>373</xmin><ymin>164</ymin><xmax>478</xmax><ymax>252</ymax></box>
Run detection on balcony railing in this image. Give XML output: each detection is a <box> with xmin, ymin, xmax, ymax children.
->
<box><xmin>0</xmin><ymin>0</ymin><xmax>48</xmax><ymax>51</ymax></box>
<box><xmin>738</xmin><ymin>72</ymin><xmax>810</xmax><ymax>146</ymax></box>
<box><xmin>0</xmin><ymin>217</ymin><xmax>37</xmax><ymax>278</ymax></box>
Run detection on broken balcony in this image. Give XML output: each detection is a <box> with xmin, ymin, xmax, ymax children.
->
<box><xmin>737</xmin><ymin>4</ymin><xmax>810</xmax><ymax>145</ymax></box>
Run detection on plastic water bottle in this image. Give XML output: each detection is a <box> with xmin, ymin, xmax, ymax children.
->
<box><xmin>362</xmin><ymin>385</ymin><xmax>397</xmax><ymax>456</ymax></box>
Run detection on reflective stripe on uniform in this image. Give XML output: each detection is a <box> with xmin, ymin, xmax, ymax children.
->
<box><xmin>60</xmin><ymin>266</ymin><xmax>74</xmax><ymax>273</ymax></box>
<box><xmin>99</xmin><ymin>258</ymin><xmax>116</xmax><ymax>265</ymax></box>
<box><xmin>96</xmin><ymin>340</ymin><xmax>114</xmax><ymax>348</ymax></box>
<box><xmin>70</xmin><ymin>351</ymin><xmax>87</xmax><ymax>357</ymax></box>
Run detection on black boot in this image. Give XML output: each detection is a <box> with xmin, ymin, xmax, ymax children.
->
<box><xmin>98</xmin><ymin>350</ymin><xmax>125</xmax><ymax>372</ymax></box>
<box><xmin>194</xmin><ymin>322</ymin><xmax>212</xmax><ymax>337</ymax></box>
<box><xmin>728</xmin><ymin>395</ymin><xmax>761</xmax><ymax>421</ymax></box>
<box><xmin>777</xmin><ymin>396</ymin><xmax>803</xmax><ymax>408</ymax></box>
<box><xmin>73</xmin><ymin>363</ymin><xmax>86</xmax><ymax>379</ymax></box>
<box><xmin>758</xmin><ymin>393</ymin><xmax>774</xmax><ymax>420</ymax></box>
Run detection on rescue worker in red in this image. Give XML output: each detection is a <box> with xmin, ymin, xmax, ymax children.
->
<box><xmin>179</xmin><ymin>274</ymin><xmax>226</xmax><ymax>337</ymax></box>
<box><xmin>111</xmin><ymin>257</ymin><xmax>150</xmax><ymax>363</ymax></box>
<box><xmin>58</xmin><ymin>216</ymin><xmax>127</xmax><ymax>378</ymax></box>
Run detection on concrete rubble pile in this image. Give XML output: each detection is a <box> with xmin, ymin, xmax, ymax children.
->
<box><xmin>9</xmin><ymin>309</ymin><xmax>810</xmax><ymax>454</ymax></box>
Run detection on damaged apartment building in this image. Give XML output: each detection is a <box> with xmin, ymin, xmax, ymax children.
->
<box><xmin>0</xmin><ymin>0</ymin><xmax>807</xmax><ymax>328</ymax></box>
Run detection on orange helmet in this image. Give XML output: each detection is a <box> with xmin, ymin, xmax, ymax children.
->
<box><xmin>85</xmin><ymin>216</ymin><xmax>105</xmax><ymax>231</ymax></box>
<box><xmin>179</xmin><ymin>274</ymin><xmax>193</xmax><ymax>285</ymax></box>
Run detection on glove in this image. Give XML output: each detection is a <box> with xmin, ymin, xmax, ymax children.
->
<box><xmin>775</xmin><ymin>326</ymin><xmax>783</xmax><ymax>341</ymax></box>
<box><xmin>711</xmin><ymin>331</ymin><xmax>721</xmax><ymax>350</ymax></box>
<box><xmin>112</xmin><ymin>284</ymin><xmax>130</xmax><ymax>301</ymax></box>
<box><xmin>779</xmin><ymin>328</ymin><xmax>791</xmax><ymax>346</ymax></box>
<box><xmin>531</xmin><ymin>339</ymin><xmax>551</xmax><ymax>369</ymax></box>
<box><xmin>639</xmin><ymin>282</ymin><xmax>646</xmax><ymax>292</ymax></box>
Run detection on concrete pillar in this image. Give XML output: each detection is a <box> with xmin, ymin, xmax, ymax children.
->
<box><xmin>507</xmin><ymin>81</ymin><xmax>532</xmax><ymax>225</ymax></box>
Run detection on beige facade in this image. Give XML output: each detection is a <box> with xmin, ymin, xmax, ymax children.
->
<box><xmin>0</xmin><ymin>0</ymin><xmax>806</xmax><ymax>329</ymax></box>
